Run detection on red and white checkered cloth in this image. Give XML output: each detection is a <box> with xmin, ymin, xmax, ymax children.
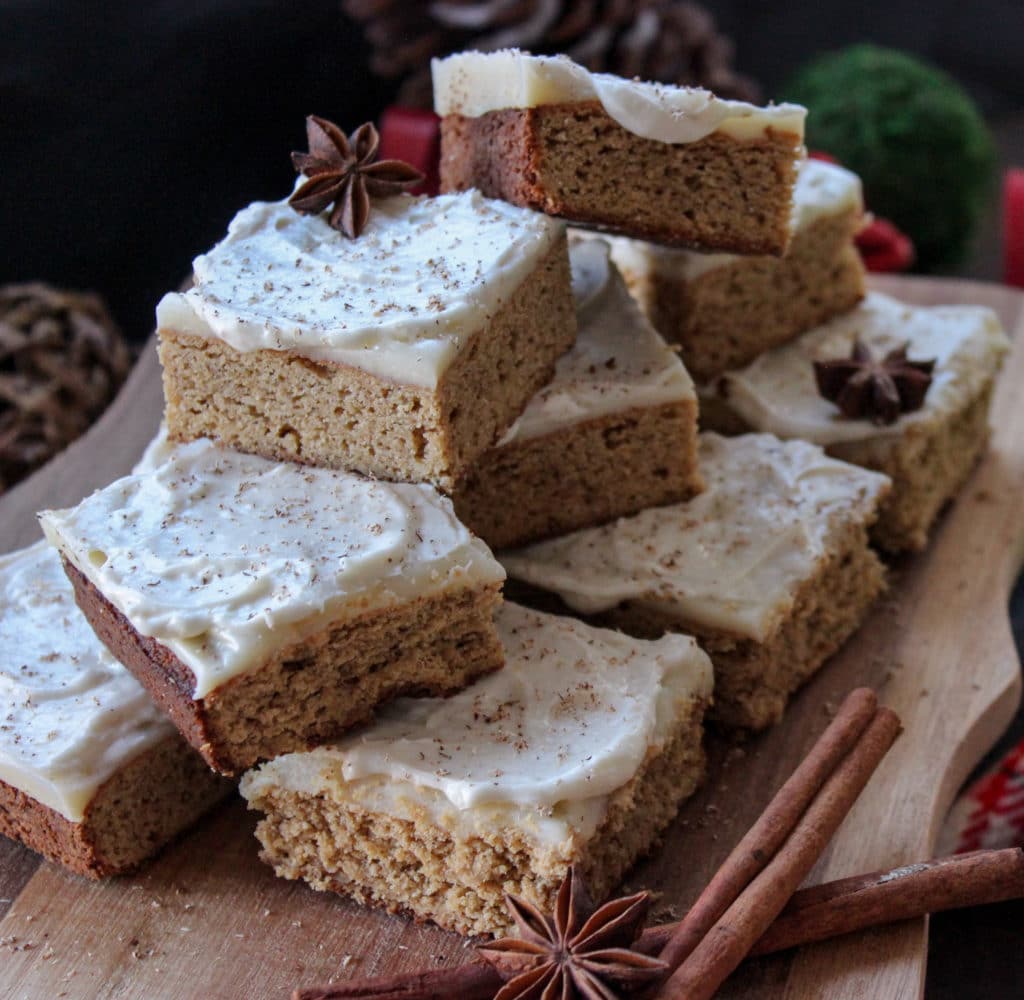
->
<box><xmin>940</xmin><ymin>738</ymin><xmax>1024</xmax><ymax>854</ymax></box>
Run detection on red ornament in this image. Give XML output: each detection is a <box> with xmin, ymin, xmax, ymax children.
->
<box><xmin>378</xmin><ymin>107</ymin><xmax>441</xmax><ymax>195</ymax></box>
<box><xmin>856</xmin><ymin>217</ymin><xmax>916</xmax><ymax>273</ymax></box>
<box><xmin>1004</xmin><ymin>168</ymin><xmax>1024</xmax><ymax>288</ymax></box>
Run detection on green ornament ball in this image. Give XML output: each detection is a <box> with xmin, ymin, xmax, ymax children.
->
<box><xmin>782</xmin><ymin>44</ymin><xmax>996</xmax><ymax>272</ymax></box>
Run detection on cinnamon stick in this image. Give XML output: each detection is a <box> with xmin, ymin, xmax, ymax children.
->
<box><xmin>747</xmin><ymin>847</ymin><xmax>1024</xmax><ymax>956</ymax></box>
<box><xmin>654</xmin><ymin>687</ymin><xmax>880</xmax><ymax>975</ymax></box>
<box><xmin>635</xmin><ymin>847</ymin><xmax>1024</xmax><ymax>956</ymax></box>
<box><xmin>294</xmin><ymin>847</ymin><xmax>1024</xmax><ymax>999</ymax></box>
<box><xmin>292</xmin><ymin>961</ymin><xmax>499</xmax><ymax>1000</ymax></box>
<box><xmin>655</xmin><ymin>705</ymin><xmax>902</xmax><ymax>1000</ymax></box>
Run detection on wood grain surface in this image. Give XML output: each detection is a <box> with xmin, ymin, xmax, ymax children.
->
<box><xmin>1</xmin><ymin>275</ymin><xmax>1022</xmax><ymax>999</ymax></box>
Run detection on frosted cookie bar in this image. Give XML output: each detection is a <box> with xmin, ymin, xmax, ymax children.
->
<box><xmin>240</xmin><ymin>602</ymin><xmax>712</xmax><ymax>936</ymax></box>
<box><xmin>452</xmin><ymin>239</ymin><xmax>702</xmax><ymax>549</ymax></box>
<box><xmin>0</xmin><ymin>543</ymin><xmax>231</xmax><ymax>877</ymax></box>
<box><xmin>40</xmin><ymin>438</ymin><xmax>506</xmax><ymax>775</ymax></box>
<box><xmin>434</xmin><ymin>50</ymin><xmax>805</xmax><ymax>254</ymax></box>
<box><xmin>156</xmin><ymin>189</ymin><xmax>576</xmax><ymax>490</ymax></box>
<box><xmin>606</xmin><ymin>159</ymin><xmax>866</xmax><ymax>381</ymax></box>
<box><xmin>701</xmin><ymin>293</ymin><xmax>1010</xmax><ymax>551</ymax></box>
<box><xmin>503</xmin><ymin>434</ymin><xmax>890</xmax><ymax>731</ymax></box>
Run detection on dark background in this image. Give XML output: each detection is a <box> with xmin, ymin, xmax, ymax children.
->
<box><xmin>2</xmin><ymin>3</ymin><xmax>1023</xmax><ymax>995</ymax></box>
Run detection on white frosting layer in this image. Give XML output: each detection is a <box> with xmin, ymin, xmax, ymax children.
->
<box><xmin>601</xmin><ymin>159</ymin><xmax>863</xmax><ymax>281</ymax></box>
<box><xmin>502</xmin><ymin>433</ymin><xmax>890</xmax><ymax>642</ymax></box>
<box><xmin>499</xmin><ymin>240</ymin><xmax>694</xmax><ymax>445</ymax></box>
<box><xmin>40</xmin><ymin>439</ymin><xmax>505</xmax><ymax>699</ymax></box>
<box><xmin>432</xmin><ymin>50</ymin><xmax>805</xmax><ymax>144</ymax></box>
<box><xmin>707</xmin><ymin>292</ymin><xmax>1010</xmax><ymax>445</ymax></box>
<box><xmin>156</xmin><ymin>190</ymin><xmax>564</xmax><ymax>389</ymax></box>
<box><xmin>790</xmin><ymin>159</ymin><xmax>863</xmax><ymax>233</ymax></box>
<box><xmin>133</xmin><ymin>422</ymin><xmax>174</xmax><ymax>473</ymax></box>
<box><xmin>0</xmin><ymin>542</ymin><xmax>176</xmax><ymax>822</ymax></box>
<box><xmin>241</xmin><ymin>602</ymin><xmax>711</xmax><ymax>846</ymax></box>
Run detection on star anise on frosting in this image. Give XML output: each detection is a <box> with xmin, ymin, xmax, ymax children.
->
<box><xmin>289</xmin><ymin>116</ymin><xmax>424</xmax><ymax>238</ymax></box>
<box><xmin>477</xmin><ymin>868</ymin><xmax>667</xmax><ymax>1000</ymax></box>
<box><xmin>813</xmin><ymin>339</ymin><xmax>937</xmax><ymax>426</ymax></box>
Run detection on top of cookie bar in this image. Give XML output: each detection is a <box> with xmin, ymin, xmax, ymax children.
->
<box><xmin>432</xmin><ymin>49</ymin><xmax>805</xmax><ymax>144</ymax></box>
<box><xmin>156</xmin><ymin>189</ymin><xmax>564</xmax><ymax>388</ymax></box>
<box><xmin>501</xmin><ymin>432</ymin><xmax>890</xmax><ymax>642</ymax></box>
<box><xmin>41</xmin><ymin>438</ymin><xmax>505</xmax><ymax>698</ymax></box>
<box><xmin>499</xmin><ymin>238</ymin><xmax>695</xmax><ymax>445</ymax></box>
<box><xmin>241</xmin><ymin>602</ymin><xmax>711</xmax><ymax>844</ymax></box>
<box><xmin>710</xmin><ymin>292</ymin><xmax>1010</xmax><ymax>445</ymax></box>
<box><xmin>0</xmin><ymin>542</ymin><xmax>175</xmax><ymax>821</ymax></box>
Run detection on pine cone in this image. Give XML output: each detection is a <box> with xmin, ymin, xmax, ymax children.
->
<box><xmin>0</xmin><ymin>284</ymin><xmax>133</xmax><ymax>492</ymax></box>
<box><xmin>343</xmin><ymin>0</ymin><xmax>761</xmax><ymax>108</ymax></box>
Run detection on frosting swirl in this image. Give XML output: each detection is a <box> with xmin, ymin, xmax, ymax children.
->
<box><xmin>156</xmin><ymin>189</ymin><xmax>564</xmax><ymax>388</ymax></box>
<box><xmin>241</xmin><ymin>603</ymin><xmax>711</xmax><ymax>843</ymax></box>
<box><xmin>502</xmin><ymin>433</ymin><xmax>890</xmax><ymax>642</ymax></box>
<box><xmin>0</xmin><ymin>542</ymin><xmax>175</xmax><ymax>821</ymax></box>
<box><xmin>41</xmin><ymin>438</ymin><xmax>504</xmax><ymax>697</ymax></box>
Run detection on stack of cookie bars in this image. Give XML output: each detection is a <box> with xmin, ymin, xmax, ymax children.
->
<box><xmin>0</xmin><ymin>48</ymin><xmax>1010</xmax><ymax>939</ymax></box>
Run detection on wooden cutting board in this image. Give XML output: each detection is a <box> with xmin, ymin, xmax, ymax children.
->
<box><xmin>1</xmin><ymin>275</ymin><xmax>1022</xmax><ymax>1000</ymax></box>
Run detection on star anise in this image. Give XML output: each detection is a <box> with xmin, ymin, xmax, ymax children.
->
<box><xmin>813</xmin><ymin>339</ymin><xmax>936</xmax><ymax>426</ymax></box>
<box><xmin>477</xmin><ymin>868</ymin><xmax>668</xmax><ymax>1000</ymax></box>
<box><xmin>289</xmin><ymin>117</ymin><xmax>424</xmax><ymax>238</ymax></box>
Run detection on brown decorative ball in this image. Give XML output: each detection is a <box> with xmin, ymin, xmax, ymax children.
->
<box><xmin>0</xmin><ymin>283</ymin><xmax>133</xmax><ymax>492</ymax></box>
<box><xmin>343</xmin><ymin>0</ymin><xmax>761</xmax><ymax>108</ymax></box>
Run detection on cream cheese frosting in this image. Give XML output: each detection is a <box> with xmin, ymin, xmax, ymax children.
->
<box><xmin>598</xmin><ymin>159</ymin><xmax>863</xmax><ymax>282</ymax></box>
<box><xmin>432</xmin><ymin>50</ymin><xmax>805</xmax><ymax>144</ymax></box>
<box><xmin>789</xmin><ymin>158</ymin><xmax>863</xmax><ymax>233</ymax></box>
<box><xmin>0</xmin><ymin>542</ymin><xmax>175</xmax><ymax>822</ymax></box>
<box><xmin>240</xmin><ymin>602</ymin><xmax>712</xmax><ymax>846</ymax></box>
<box><xmin>40</xmin><ymin>438</ymin><xmax>505</xmax><ymax>699</ymax></box>
<box><xmin>132</xmin><ymin>423</ymin><xmax>174</xmax><ymax>473</ymax></box>
<box><xmin>498</xmin><ymin>239</ymin><xmax>694</xmax><ymax>445</ymax></box>
<box><xmin>706</xmin><ymin>292</ymin><xmax>1010</xmax><ymax>446</ymax></box>
<box><xmin>502</xmin><ymin>433</ymin><xmax>890</xmax><ymax>642</ymax></box>
<box><xmin>155</xmin><ymin>189</ymin><xmax>564</xmax><ymax>389</ymax></box>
